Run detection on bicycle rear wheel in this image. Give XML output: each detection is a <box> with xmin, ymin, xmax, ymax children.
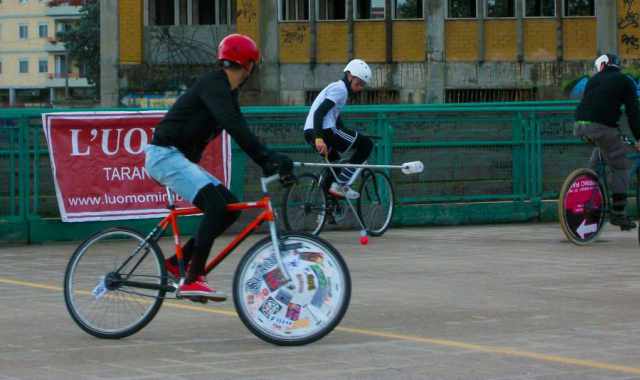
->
<box><xmin>558</xmin><ymin>168</ymin><xmax>608</xmax><ymax>245</ymax></box>
<box><xmin>233</xmin><ymin>233</ymin><xmax>351</xmax><ymax>346</ymax></box>
<box><xmin>282</xmin><ymin>173</ymin><xmax>327</xmax><ymax>235</ymax></box>
<box><xmin>64</xmin><ymin>227</ymin><xmax>167</xmax><ymax>339</ymax></box>
<box><xmin>357</xmin><ymin>170</ymin><xmax>395</xmax><ymax>236</ymax></box>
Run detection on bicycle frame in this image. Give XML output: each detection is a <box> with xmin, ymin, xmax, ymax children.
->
<box><xmin>123</xmin><ymin>175</ymin><xmax>289</xmax><ymax>290</ymax></box>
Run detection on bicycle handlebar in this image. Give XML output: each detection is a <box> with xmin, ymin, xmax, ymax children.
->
<box><xmin>260</xmin><ymin>174</ymin><xmax>281</xmax><ymax>193</ymax></box>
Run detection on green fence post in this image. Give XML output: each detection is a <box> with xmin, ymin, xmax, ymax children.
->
<box><xmin>18</xmin><ymin>117</ymin><xmax>28</xmax><ymax>221</ymax></box>
<box><xmin>512</xmin><ymin>113</ymin><xmax>525</xmax><ymax>200</ymax></box>
<box><xmin>8</xmin><ymin>125</ymin><xmax>17</xmax><ymax>217</ymax></box>
<box><xmin>31</xmin><ymin>123</ymin><xmax>40</xmax><ymax>216</ymax></box>
<box><xmin>532</xmin><ymin>113</ymin><xmax>543</xmax><ymax>216</ymax></box>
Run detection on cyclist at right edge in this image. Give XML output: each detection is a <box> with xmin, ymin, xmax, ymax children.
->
<box><xmin>574</xmin><ymin>53</ymin><xmax>640</xmax><ymax>230</ymax></box>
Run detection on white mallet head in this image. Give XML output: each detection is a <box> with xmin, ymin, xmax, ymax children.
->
<box><xmin>401</xmin><ymin>161</ymin><xmax>424</xmax><ymax>175</ymax></box>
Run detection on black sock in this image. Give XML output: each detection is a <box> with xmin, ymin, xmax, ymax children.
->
<box><xmin>612</xmin><ymin>193</ymin><xmax>627</xmax><ymax>213</ymax></box>
<box><xmin>168</xmin><ymin>238</ymin><xmax>194</xmax><ymax>266</ymax></box>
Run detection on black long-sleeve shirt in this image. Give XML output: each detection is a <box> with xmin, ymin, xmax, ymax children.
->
<box><xmin>575</xmin><ymin>66</ymin><xmax>640</xmax><ymax>139</ymax></box>
<box><xmin>152</xmin><ymin>70</ymin><xmax>271</xmax><ymax>165</ymax></box>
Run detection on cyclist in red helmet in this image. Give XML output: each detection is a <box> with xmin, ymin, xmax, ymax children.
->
<box><xmin>144</xmin><ymin>34</ymin><xmax>293</xmax><ymax>301</ymax></box>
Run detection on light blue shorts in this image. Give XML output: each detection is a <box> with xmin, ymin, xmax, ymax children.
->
<box><xmin>144</xmin><ymin>144</ymin><xmax>221</xmax><ymax>203</ymax></box>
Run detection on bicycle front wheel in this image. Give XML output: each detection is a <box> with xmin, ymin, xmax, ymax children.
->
<box><xmin>282</xmin><ymin>173</ymin><xmax>327</xmax><ymax>235</ymax></box>
<box><xmin>357</xmin><ymin>170</ymin><xmax>395</xmax><ymax>236</ymax></box>
<box><xmin>558</xmin><ymin>168</ymin><xmax>608</xmax><ymax>245</ymax></box>
<box><xmin>64</xmin><ymin>227</ymin><xmax>167</xmax><ymax>339</ymax></box>
<box><xmin>233</xmin><ymin>233</ymin><xmax>351</xmax><ymax>346</ymax></box>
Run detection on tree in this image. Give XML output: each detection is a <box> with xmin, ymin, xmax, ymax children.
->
<box><xmin>397</xmin><ymin>0</ymin><xmax>421</xmax><ymax>18</ymax></box>
<box><xmin>51</xmin><ymin>0</ymin><xmax>100</xmax><ymax>97</ymax></box>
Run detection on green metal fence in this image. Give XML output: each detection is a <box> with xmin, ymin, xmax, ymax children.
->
<box><xmin>1</xmin><ymin>101</ymin><xmax>604</xmax><ymax>243</ymax></box>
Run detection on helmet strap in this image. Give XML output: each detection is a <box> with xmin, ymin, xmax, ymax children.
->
<box><xmin>343</xmin><ymin>73</ymin><xmax>355</xmax><ymax>96</ymax></box>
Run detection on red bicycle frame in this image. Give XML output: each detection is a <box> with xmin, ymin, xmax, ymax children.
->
<box><xmin>154</xmin><ymin>195</ymin><xmax>275</xmax><ymax>277</ymax></box>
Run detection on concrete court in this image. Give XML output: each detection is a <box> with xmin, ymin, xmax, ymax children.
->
<box><xmin>2</xmin><ymin>222</ymin><xmax>640</xmax><ymax>380</ymax></box>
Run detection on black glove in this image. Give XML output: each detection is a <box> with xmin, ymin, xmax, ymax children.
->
<box><xmin>262</xmin><ymin>152</ymin><xmax>293</xmax><ymax>176</ymax></box>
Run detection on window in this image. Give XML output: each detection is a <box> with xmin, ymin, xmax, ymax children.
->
<box><xmin>198</xmin><ymin>0</ymin><xmax>232</xmax><ymax>24</ymax></box>
<box><xmin>394</xmin><ymin>0</ymin><xmax>423</xmax><ymax>19</ymax></box>
<box><xmin>151</xmin><ymin>0</ymin><xmax>175</xmax><ymax>25</ymax></box>
<box><xmin>55</xmin><ymin>55</ymin><xmax>67</xmax><ymax>76</ymax></box>
<box><xmin>19</xmin><ymin>0</ymin><xmax>27</xmax><ymax>3</ymax></box>
<box><xmin>448</xmin><ymin>0</ymin><xmax>477</xmax><ymax>18</ymax></box>
<box><xmin>39</xmin><ymin>60</ymin><xmax>48</xmax><ymax>73</ymax></box>
<box><xmin>318</xmin><ymin>0</ymin><xmax>346</xmax><ymax>20</ymax></box>
<box><xmin>19</xmin><ymin>59</ymin><xmax>28</xmax><ymax>74</ymax></box>
<box><xmin>38</xmin><ymin>23</ymin><xmax>48</xmax><ymax>38</ymax></box>
<box><xmin>280</xmin><ymin>0</ymin><xmax>309</xmax><ymax>20</ymax></box>
<box><xmin>525</xmin><ymin>0</ymin><xmax>554</xmax><ymax>16</ymax></box>
<box><xmin>355</xmin><ymin>0</ymin><xmax>385</xmax><ymax>19</ymax></box>
<box><xmin>564</xmin><ymin>0</ymin><xmax>594</xmax><ymax>16</ymax></box>
<box><xmin>486</xmin><ymin>0</ymin><xmax>514</xmax><ymax>17</ymax></box>
<box><xmin>19</xmin><ymin>24</ymin><xmax>28</xmax><ymax>40</ymax></box>
<box><xmin>56</xmin><ymin>22</ymin><xmax>70</xmax><ymax>34</ymax></box>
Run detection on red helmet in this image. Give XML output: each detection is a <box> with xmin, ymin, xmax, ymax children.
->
<box><xmin>217</xmin><ymin>34</ymin><xmax>260</xmax><ymax>72</ymax></box>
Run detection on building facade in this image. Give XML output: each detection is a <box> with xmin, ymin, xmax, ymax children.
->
<box><xmin>104</xmin><ymin>0</ymin><xmax>629</xmax><ymax>105</ymax></box>
<box><xmin>0</xmin><ymin>0</ymin><xmax>91</xmax><ymax>107</ymax></box>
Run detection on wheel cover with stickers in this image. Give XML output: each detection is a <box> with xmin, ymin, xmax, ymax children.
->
<box><xmin>561</xmin><ymin>172</ymin><xmax>606</xmax><ymax>243</ymax></box>
<box><xmin>235</xmin><ymin>235</ymin><xmax>349</xmax><ymax>342</ymax></box>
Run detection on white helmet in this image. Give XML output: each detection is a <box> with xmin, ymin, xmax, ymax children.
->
<box><xmin>344</xmin><ymin>59</ymin><xmax>372</xmax><ymax>84</ymax></box>
<box><xmin>594</xmin><ymin>53</ymin><xmax>620</xmax><ymax>72</ymax></box>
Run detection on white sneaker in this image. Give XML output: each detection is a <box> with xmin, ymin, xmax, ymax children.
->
<box><xmin>329</xmin><ymin>182</ymin><xmax>360</xmax><ymax>199</ymax></box>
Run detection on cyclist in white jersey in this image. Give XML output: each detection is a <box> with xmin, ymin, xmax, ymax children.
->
<box><xmin>303</xmin><ymin>59</ymin><xmax>374</xmax><ymax>199</ymax></box>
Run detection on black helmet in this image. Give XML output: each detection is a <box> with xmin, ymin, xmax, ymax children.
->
<box><xmin>594</xmin><ymin>53</ymin><xmax>621</xmax><ymax>72</ymax></box>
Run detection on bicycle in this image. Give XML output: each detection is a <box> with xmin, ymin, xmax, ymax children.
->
<box><xmin>63</xmin><ymin>174</ymin><xmax>351</xmax><ymax>346</ymax></box>
<box><xmin>282</xmin><ymin>158</ymin><xmax>423</xmax><ymax>242</ymax></box>
<box><xmin>558</xmin><ymin>137</ymin><xmax>640</xmax><ymax>245</ymax></box>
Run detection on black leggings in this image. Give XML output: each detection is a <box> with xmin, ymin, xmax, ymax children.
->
<box><xmin>169</xmin><ymin>183</ymin><xmax>240</xmax><ymax>281</ymax></box>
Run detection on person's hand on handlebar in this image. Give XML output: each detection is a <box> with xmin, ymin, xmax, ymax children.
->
<box><xmin>262</xmin><ymin>152</ymin><xmax>297</xmax><ymax>187</ymax></box>
<box><xmin>315</xmin><ymin>138</ymin><xmax>328</xmax><ymax>156</ymax></box>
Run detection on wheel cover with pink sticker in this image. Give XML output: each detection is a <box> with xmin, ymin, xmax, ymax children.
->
<box><xmin>234</xmin><ymin>234</ymin><xmax>350</xmax><ymax>344</ymax></box>
<box><xmin>561</xmin><ymin>173</ymin><xmax>606</xmax><ymax>243</ymax></box>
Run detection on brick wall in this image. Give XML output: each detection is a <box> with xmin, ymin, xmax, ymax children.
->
<box><xmin>119</xmin><ymin>0</ymin><xmax>143</xmax><ymax>64</ymax></box>
<box><xmin>236</xmin><ymin>0</ymin><xmax>261</xmax><ymax>47</ymax></box>
<box><xmin>445</xmin><ymin>20</ymin><xmax>479</xmax><ymax>61</ymax></box>
<box><xmin>524</xmin><ymin>20</ymin><xmax>556</xmax><ymax>61</ymax></box>
<box><xmin>279</xmin><ymin>23</ymin><xmax>310</xmax><ymax>63</ymax></box>
<box><xmin>392</xmin><ymin>21</ymin><xmax>425</xmax><ymax>62</ymax></box>
<box><xmin>618</xmin><ymin>0</ymin><xmax>640</xmax><ymax>58</ymax></box>
<box><xmin>354</xmin><ymin>21</ymin><xmax>386</xmax><ymax>62</ymax></box>
<box><xmin>485</xmin><ymin>20</ymin><xmax>517</xmax><ymax>61</ymax></box>
<box><xmin>563</xmin><ymin>18</ymin><xmax>596</xmax><ymax>60</ymax></box>
<box><xmin>317</xmin><ymin>23</ymin><xmax>349</xmax><ymax>63</ymax></box>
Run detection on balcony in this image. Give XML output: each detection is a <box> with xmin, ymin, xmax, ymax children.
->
<box><xmin>46</xmin><ymin>72</ymin><xmax>90</xmax><ymax>88</ymax></box>
<box><xmin>45</xmin><ymin>4</ymin><xmax>82</xmax><ymax>18</ymax></box>
<box><xmin>45</xmin><ymin>37</ymin><xmax>67</xmax><ymax>52</ymax></box>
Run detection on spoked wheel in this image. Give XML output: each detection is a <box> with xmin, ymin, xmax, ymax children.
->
<box><xmin>558</xmin><ymin>168</ymin><xmax>608</xmax><ymax>245</ymax></box>
<box><xmin>233</xmin><ymin>233</ymin><xmax>351</xmax><ymax>346</ymax></box>
<box><xmin>282</xmin><ymin>173</ymin><xmax>327</xmax><ymax>235</ymax></box>
<box><xmin>64</xmin><ymin>227</ymin><xmax>167</xmax><ymax>339</ymax></box>
<box><xmin>357</xmin><ymin>170</ymin><xmax>395</xmax><ymax>236</ymax></box>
